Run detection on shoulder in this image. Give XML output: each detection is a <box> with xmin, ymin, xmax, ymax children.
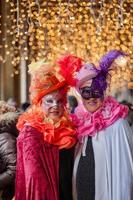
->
<box><xmin>18</xmin><ymin>125</ymin><xmax>42</xmax><ymax>137</ymax></box>
<box><xmin>110</xmin><ymin>118</ymin><xmax>129</xmax><ymax>129</ymax></box>
<box><xmin>105</xmin><ymin>118</ymin><xmax>133</xmax><ymax>140</ymax></box>
<box><xmin>17</xmin><ymin>125</ymin><xmax>43</xmax><ymax>146</ymax></box>
<box><xmin>0</xmin><ymin>132</ymin><xmax>16</xmax><ymax>155</ymax></box>
<box><xmin>0</xmin><ymin>132</ymin><xmax>16</xmax><ymax>144</ymax></box>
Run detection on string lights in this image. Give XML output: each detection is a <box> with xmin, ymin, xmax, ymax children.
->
<box><xmin>0</xmin><ymin>0</ymin><xmax>132</xmax><ymax>93</ymax></box>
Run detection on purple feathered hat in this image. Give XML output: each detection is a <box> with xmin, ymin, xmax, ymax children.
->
<box><xmin>76</xmin><ymin>50</ymin><xmax>126</xmax><ymax>98</ymax></box>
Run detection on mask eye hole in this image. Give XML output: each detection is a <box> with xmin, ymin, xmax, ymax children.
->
<box><xmin>46</xmin><ymin>99</ymin><xmax>53</xmax><ymax>104</ymax></box>
<box><xmin>80</xmin><ymin>87</ymin><xmax>91</xmax><ymax>93</ymax></box>
<box><xmin>79</xmin><ymin>87</ymin><xmax>103</xmax><ymax>99</ymax></box>
<box><xmin>79</xmin><ymin>87</ymin><xmax>92</xmax><ymax>99</ymax></box>
<box><xmin>57</xmin><ymin>99</ymin><xmax>63</xmax><ymax>104</ymax></box>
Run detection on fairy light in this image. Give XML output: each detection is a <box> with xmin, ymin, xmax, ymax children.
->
<box><xmin>115</xmin><ymin>56</ymin><xmax>128</xmax><ymax>67</ymax></box>
<box><xmin>16</xmin><ymin>0</ymin><xmax>20</xmax><ymax>34</ymax></box>
<box><xmin>118</xmin><ymin>0</ymin><xmax>124</xmax><ymax>28</ymax></box>
<box><xmin>1</xmin><ymin>0</ymin><xmax>133</xmax><ymax>91</ymax></box>
<box><xmin>35</xmin><ymin>0</ymin><xmax>41</xmax><ymax>26</ymax></box>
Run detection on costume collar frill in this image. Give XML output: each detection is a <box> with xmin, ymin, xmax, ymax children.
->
<box><xmin>17</xmin><ymin>105</ymin><xmax>76</xmax><ymax>149</ymax></box>
<box><xmin>71</xmin><ymin>96</ymin><xmax>128</xmax><ymax>142</ymax></box>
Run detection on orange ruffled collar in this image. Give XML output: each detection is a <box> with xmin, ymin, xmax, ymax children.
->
<box><xmin>17</xmin><ymin>105</ymin><xmax>76</xmax><ymax>149</ymax></box>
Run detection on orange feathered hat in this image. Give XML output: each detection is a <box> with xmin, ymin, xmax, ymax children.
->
<box><xmin>28</xmin><ymin>55</ymin><xmax>83</xmax><ymax>105</ymax></box>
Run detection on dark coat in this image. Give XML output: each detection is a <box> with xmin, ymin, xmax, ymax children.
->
<box><xmin>59</xmin><ymin>148</ymin><xmax>74</xmax><ymax>200</ymax></box>
<box><xmin>0</xmin><ymin>112</ymin><xmax>18</xmax><ymax>200</ymax></box>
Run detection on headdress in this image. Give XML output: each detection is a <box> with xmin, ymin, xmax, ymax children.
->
<box><xmin>17</xmin><ymin>56</ymin><xmax>82</xmax><ymax>149</ymax></box>
<box><xmin>76</xmin><ymin>50</ymin><xmax>126</xmax><ymax>97</ymax></box>
<box><xmin>29</xmin><ymin>55</ymin><xmax>82</xmax><ymax>105</ymax></box>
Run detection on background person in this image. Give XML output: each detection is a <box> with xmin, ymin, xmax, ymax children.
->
<box><xmin>120</xmin><ymin>100</ymin><xmax>133</xmax><ymax>131</ymax></box>
<box><xmin>68</xmin><ymin>95</ymin><xmax>78</xmax><ymax>114</ymax></box>
<box><xmin>0</xmin><ymin>101</ymin><xmax>18</xmax><ymax>200</ymax></box>
<box><xmin>21</xmin><ymin>102</ymin><xmax>30</xmax><ymax>112</ymax></box>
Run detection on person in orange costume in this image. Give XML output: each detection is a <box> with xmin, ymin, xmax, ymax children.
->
<box><xmin>15</xmin><ymin>56</ymin><xmax>82</xmax><ymax>200</ymax></box>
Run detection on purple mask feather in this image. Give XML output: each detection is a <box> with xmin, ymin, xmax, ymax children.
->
<box><xmin>91</xmin><ymin>50</ymin><xmax>126</xmax><ymax>96</ymax></box>
<box><xmin>99</xmin><ymin>50</ymin><xmax>125</xmax><ymax>73</ymax></box>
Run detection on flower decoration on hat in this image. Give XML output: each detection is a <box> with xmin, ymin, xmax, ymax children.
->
<box><xmin>29</xmin><ymin>55</ymin><xmax>83</xmax><ymax>105</ymax></box>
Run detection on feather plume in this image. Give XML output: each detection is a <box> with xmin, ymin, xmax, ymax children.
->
<box><xmin>57</xmin><ymin>54</ymin><xmax>82</xmax><ymax>86</ymax></box>
<box><xmin>99</xmin><ymin>50</ymin><xmax>126</xmax><ymax>73</ymax></box>
<box><xmin>28</xmin><ymin>60</ymin><xmax>51</xmax><ymax>75</ymax></box>
<box><xmin>91</xmin><ymin>50</ymin><xmax>126</xmax><ymax>93</ymax></box>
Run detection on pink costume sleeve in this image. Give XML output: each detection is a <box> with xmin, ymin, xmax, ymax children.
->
<box><xmin>15</xmin><ymin>126</ymin><xmax>59</xmax><ymax>200</ymax></box>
